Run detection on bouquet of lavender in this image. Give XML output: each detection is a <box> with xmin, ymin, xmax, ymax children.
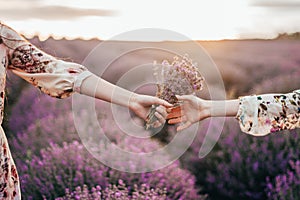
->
<box><xmin>146</xmin><ymin>54</ymin><xmax>204</xmax><ymax>129</ymax></box>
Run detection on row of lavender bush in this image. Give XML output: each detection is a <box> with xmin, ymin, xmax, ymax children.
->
<box><xmin>24</xmin><ymin>141</ymin><xmax>204</xmax><ymax>199</ymax></box>
<box><xmin>9</xmin><ymin>84</ymin><xmax>300</xmax><ymax>200</ymax></box>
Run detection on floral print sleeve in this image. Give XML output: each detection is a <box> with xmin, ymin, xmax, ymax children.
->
<box><xmin>1</xmin><ymin>23</ymin><xmax>92</xmax><ymax>98</ymax></box>
<box><xmin>236</xmin><ymin>90</ymin><xmax>300</xmax><ymax>136</ymax></box>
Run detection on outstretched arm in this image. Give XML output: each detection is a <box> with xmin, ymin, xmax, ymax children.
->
<box><xmin>80</xmin><ymin>73</ymin><xmax>171</xmax><ymax>122</ymax></box>
<box><xmin>0</xmin><ymin>22</ymin><xmax>171</xmax><ymax>126</ymax></box>
<box><xmin>168</xmin><ymin>90</ymin><xmax>300</xmax><ymax>135</ymax></box>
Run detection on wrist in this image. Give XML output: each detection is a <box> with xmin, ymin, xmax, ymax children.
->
<box><xmin>201</xmin><ymin>99</ymin><xmax>213</xmax><ymax>119</ymax></box>
<box><xmin>128</xmin><ymin>93</ymin><xmax>139</xmax><ymax>111</ymax></box>
<box><xmin>207</xmin><ymin>99</ymin><xmax>239</xmax><ymax>117</ymax></box>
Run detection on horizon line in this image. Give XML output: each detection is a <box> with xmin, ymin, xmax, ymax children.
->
<box><xmin>25</xmin><ymin>32</ymin><xmax>300</xmax><ymax>42</ymax></box>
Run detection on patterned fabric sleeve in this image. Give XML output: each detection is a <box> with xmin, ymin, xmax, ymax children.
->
<box><xmin>236</xmin><ymin>90</ymin><xmax>300</xmax><ymax>136</ymax></box>
<box><xmin>1</xmin><ymin>23</ymin><xmax>92</xmax><ymax>98</ymax></box>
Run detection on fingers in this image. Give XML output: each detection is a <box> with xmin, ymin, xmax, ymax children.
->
<box><xmin>168</xmin><ymin>115</ymin><xmax>187</xmax><ymax>124</ymax></box>
<box><xmin>154</xmin><ymin>111</ymin><xmax>166</xmax><ymax>124</ymax></box>
<box><xmin>152</xmin><ymin>120</ymin><xmax>162</xmax><ymax>128</ymax></box>
<box><xmin>167</xmin><ymin>111</ymin><xmax>181</xmax><ymax>119</ymax></box>
<box><xmin>156</xmin><ymin>105</ymin><xmax>167</xmax><ymax>118</ymax></box>
<box><xmin>150</xmin><ymin>110</ymin><xmax>166</xmax><ymax>128</ymax></box>
<box><xmin>166</xmin><ymin>105</ymin><xmax>183</xmax><ymax>120</ymax></box>
<box><xmin>154</xmin><ymin>97</ymin><xmax>173</xmax><ymax>107</ymax></box>
<box><xmin>168</xmin><ymin>117</ymin><xmax>181</xmax><ymax>124</ymax></box>
<box><xmin>177</xmin><ymin>121</ymin><xmax>192</xmax><ymax>131</ymax></box>
<box><xmin>175</xmin><ymin>95</ymin><xmax>194</xmax><ymax>101</ymax></box>
<box><xmin>166</xmin><ymin>105</ymin><xmax>181</xmax><ymax>113</ymax></box>
<box><xmin>167</xmin><ymin>114</ymin><xmax>190</xmax><ymax>131</ymax></box>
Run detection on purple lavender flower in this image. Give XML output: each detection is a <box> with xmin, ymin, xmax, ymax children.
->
<box><xmin>266</xmin><ymin>160</ymin><xmax>300</xmax><ymax>200</ymax></box>
<box><xmin>56</xmin><ymin>182</ymin><xmax>168</xmax><ymax>200</ymax></box>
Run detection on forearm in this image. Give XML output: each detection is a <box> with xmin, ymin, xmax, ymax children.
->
<box><xmin>206</xmin><ymin>99</ymin><xmax>239</xmax><ymax>117</ymax></box>
<box><xmin>80</xmin><ymin>73</ymin><xmax>136</xmax><ymax>108</ymax></box>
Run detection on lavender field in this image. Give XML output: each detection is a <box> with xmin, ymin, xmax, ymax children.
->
<box><xmin>5</xmin><ymin>37</ymin><xmax>300</xmax><ymax>199</ymax></box>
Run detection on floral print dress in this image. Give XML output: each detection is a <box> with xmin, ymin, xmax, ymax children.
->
<box><xmin>0</xmin><ymin>23</ymin><xmax>92</xmax><ymax>199</ymax></box>
<box><xmin>237</xmin><ymin>90</ymin><xmax>300</xmax><ymax>136</ymax></box>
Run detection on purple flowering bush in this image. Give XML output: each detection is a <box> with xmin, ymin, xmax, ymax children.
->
<box><xmin>11</xmin><ymin>113</ymin><xmax>80</xmax><ymax>161</ymax></box>
<box><xmin>20</xmin><ymin>140</ymin><xmax>205</xmax><ymax>200</ymax></box>
<box><xmin>57</xmin><ymin>181</ymin><xmax>167</xmax><ymax>200</ymax></box>
<box><xmin>8</xmin><ymin>85</ymin><xmax>72</xmax><ymax>134</ymax></box>
<box><xmin>20</xmin><ymin>141</ymin><xmax>108</xmax><ymax>199</ymax></box>
<box><xmin>179</xmin><ymin>118</ymin><xmax>300</xmax><ymax>200</ymax></box>
<box><xmin>266</xmin><ymin>160</ymin><xmax>300</xmax><ymax>200</ymax></box>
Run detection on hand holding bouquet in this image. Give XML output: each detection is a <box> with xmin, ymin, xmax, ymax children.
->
<box><xmin>146</xmin><ymin>54</ymin><xmax>204</xmax><ymax>129</ymax></box>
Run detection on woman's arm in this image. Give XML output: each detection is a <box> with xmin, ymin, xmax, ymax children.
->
<box><xmin>1</xmin><ymin>22</ymin><xmax>171</xmax><ymax>126</ymax></box>
<box><xmin>168</xmin><ymin>90</ymin><xmax>300</xmax><ymax>135</ymax></box>
<box><xmin>80</xmin><ymin>73</ymin><xmax>171</xmax><ymax>121</ymax></box>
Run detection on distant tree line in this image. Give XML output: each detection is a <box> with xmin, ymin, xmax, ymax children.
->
<box><xmin>275</xmin><ymin>32</ymin><xmax>300</xmax><ymax>40</ymax></box>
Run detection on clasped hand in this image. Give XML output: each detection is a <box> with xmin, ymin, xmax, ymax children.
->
<box><xmin>131</xmin><ymin>94</ymin><xmax>219</xmax><ymax>131</ymax></box>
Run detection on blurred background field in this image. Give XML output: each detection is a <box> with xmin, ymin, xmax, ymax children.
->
<box><xmin>5</xmin><ymin>36</ymin><xmax>300</xmax><ymax>199</ymax></box>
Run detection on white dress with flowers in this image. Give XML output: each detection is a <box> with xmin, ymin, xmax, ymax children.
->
<box><xmin>236</xmin><ymin>90</ymin><xmax>300</xmax><ymax>136</ymax></box>
<box><xmin>0</xmin><ymin>23</ymin><xmax>92</xmax><ymax>199</ymax></box>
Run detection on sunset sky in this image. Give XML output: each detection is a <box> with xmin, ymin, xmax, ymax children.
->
<box><xmin>1</xmin><ymin>0</ymin><xmax>299</xmax><ymax>40</ymax></box>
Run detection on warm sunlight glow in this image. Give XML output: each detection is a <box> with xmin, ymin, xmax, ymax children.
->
<box><xmin>2</xmin><ymin>0</ymin><xmax>299</xmax><ymax>41</ymax></box>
